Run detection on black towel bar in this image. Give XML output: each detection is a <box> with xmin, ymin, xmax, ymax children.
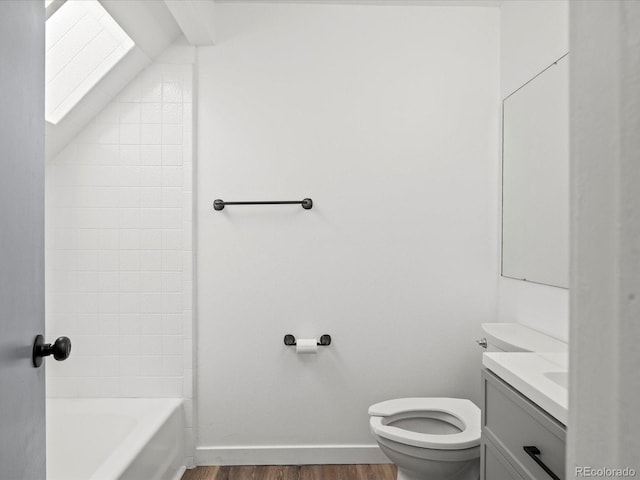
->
<box><xmin>213</xmin><ymin>198</ymin><xmax>313</xmax><ymax>211</ymax></box>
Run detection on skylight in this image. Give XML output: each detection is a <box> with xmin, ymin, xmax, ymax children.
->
<box><xmin>45</xmin><ymin>0</ymin><xmax>135</xmax><ymax>125</ymax></box>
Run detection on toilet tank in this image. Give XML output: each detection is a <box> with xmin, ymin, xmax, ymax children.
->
<box><xmin>480</xmin><ymin>323</ymin><xmax>567</xmax><ymax>353</ymax></box>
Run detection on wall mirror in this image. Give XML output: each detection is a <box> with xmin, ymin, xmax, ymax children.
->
<box><xmin>502</xmin><ymin>54</ymin><xmax>569</xmax><ymax>288</ymax></box>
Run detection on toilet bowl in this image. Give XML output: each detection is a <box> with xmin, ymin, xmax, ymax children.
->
<box><xmin>369</xmin><ymin>397</ymin><xmax>481</xmax><ymax>480</ymax></box>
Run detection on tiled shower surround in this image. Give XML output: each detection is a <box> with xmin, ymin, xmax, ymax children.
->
<box><xmin>45</xmin><ymin>63</ymin><xmax>193</xmax><ymax>416</ymax></box>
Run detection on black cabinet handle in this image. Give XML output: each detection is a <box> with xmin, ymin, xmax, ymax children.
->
<box><xmin>523</xmin><ymin>446</ymin><xmax>561</xmax><ymax>480</ymax></box>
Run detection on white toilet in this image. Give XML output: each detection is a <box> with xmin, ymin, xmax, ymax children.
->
<box><xmin>369</xmin><ymin>323</ymin><xmax>568</xmax><ymax>480</ymax></box>
<box><xmin>369</xmin><ymin>397</ymin><xmax>480</xmax><ymax>480</ymax></box>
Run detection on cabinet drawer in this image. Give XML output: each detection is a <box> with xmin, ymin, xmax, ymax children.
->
<box><xmin>482</xmin><ymin>436</ymin><xmax>525</xmax><ymax>480</ymax></box>
<box><xmin>482</xmin><ymin>369</ymin><xmax>565</xmax><ymax>480</ymax></box>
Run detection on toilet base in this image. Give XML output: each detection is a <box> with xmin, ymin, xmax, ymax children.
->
<box><xmin>397</xmin><ymin>469</ymin><xmax>421</xmax><ymax>480</ymax></box>
<box><xmin>376</xmin><ymin>437</ymin><xmax>479</xmax><ymax>480</ymax></box>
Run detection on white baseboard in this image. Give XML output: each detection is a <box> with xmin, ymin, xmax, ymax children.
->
<box><xmin>195</xmin><ymin>444</ymin><xmax>388</xmax><ymax>466</ymax></box>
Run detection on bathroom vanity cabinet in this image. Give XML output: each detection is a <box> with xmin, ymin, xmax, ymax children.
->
<box><xmin>480</xmin><ymin>369</ymin><xmax>566</xmax><ymax>480</ymax></box>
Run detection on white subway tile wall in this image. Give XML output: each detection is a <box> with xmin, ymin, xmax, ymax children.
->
<box><xmin>45</xmin><ymin>64</ymin><xmax>193</xmax><ymax>410</ymax></box>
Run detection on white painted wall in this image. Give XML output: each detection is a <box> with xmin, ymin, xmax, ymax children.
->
<box><xmin>196</xmin><ymin>3</ymin><xmax>499</xmax><ymax>464</ymax></box>
<box><xmin>498</xmin><ymin>0</ymin><xmax>570</xmax><ymax>341</ymax></box>
<box><xmin>568</xmin><ymin>1</ymin><xmax>640</xmax><ymax>475</ymax></box>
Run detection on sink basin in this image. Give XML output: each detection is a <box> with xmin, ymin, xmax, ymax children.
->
<box><xmin>544</xmin><ymin>371</ymin><xmax>568</xmax><ymax>388</ymax></box>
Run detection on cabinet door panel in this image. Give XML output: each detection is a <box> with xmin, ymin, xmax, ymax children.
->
<box><xmin>482</xmin><ymin>438</ymin><xmax>525</xmax><ymax>480</ymax></box>
<box><xmin>482</xmin><ymin>369</ymin><xmax>565</xmax><ymax>480</ymax></box>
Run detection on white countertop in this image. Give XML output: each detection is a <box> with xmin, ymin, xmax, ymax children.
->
<box><xmin>483</xmin><ymin>352</ymin><xmax>568</xmax><ymax>425</ymax></box>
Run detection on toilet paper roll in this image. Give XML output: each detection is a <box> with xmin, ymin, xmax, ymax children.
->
<box><xmin>296</xmin><ymin>338</ymin><xmax>318</xmax><ymax>354</ymax></box>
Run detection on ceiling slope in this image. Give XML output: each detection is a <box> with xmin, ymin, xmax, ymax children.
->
<box><xmin>165</xmin><ymin>0</ymin><xmax>216</xmax><ymax>46</ymax></box>
<box><xmin>46</xmin><ymin>0</ymin><xmax>182</xmax><ymax>158</ymax></box>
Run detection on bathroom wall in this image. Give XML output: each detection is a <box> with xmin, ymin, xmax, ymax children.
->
<box><xmin>45</xmin><ymin>46</ymin><xmax>194</xmax><ymax>411</ymax></box>
<box><xmin>196</xmin><ymin>3</ymin><xmax>500</xmax><ymax>464</ymax></box>
<box><xmin>497</xmin><ymin>0</ymin><xmax>570</xmax><ymax>342</ymax></box>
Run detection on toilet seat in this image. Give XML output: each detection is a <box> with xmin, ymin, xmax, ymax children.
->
<box><xmin>368</xmin><ymin>398</ymin><xmax>481</xmax><ymax>450</ymax></box>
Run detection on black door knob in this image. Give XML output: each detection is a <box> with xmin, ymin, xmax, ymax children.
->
<box><xmin>32</xmin><ymin>335</ymin><xmax>72</xmax><ymax>368</ymax></box>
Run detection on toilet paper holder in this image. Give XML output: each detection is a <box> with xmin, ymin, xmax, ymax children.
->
<box><xmin>284</xmin><ymin>334</ymin><xmax>331</xmax><ymax>347</ymax></box>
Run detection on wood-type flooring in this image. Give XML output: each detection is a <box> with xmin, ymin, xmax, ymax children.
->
<box><xmin>182</xmin><ymin>464</ymin><xmax>397</xmax><ymax>480</ymax></box>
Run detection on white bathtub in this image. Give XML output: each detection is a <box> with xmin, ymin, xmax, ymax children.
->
<box><xmin>46</xmin><ymin>398</ymin><xmax>185</xmax><ymax>480</ymax></box>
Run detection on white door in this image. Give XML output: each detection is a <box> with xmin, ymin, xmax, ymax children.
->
<box><xmin>0</xmin><ymin>2</ymin><xmax>46</xmax><ymax>479</ymax></box>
